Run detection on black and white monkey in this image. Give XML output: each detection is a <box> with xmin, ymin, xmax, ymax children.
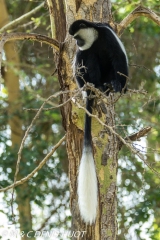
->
<box><xmin>69</xmin><ymin>19</ymin><xmax>128</xmax><ymax>224</ymax></box>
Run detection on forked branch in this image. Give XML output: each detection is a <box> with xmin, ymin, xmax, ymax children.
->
<box><xmin>117</xmin><ymin>5</ymin><xmax>160</xmax><ymax>35</ymax></box>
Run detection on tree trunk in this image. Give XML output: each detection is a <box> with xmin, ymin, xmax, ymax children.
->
<box><xmin>50</xmin><ymin>0</ymin><xmax>118</xmax><ymax>239</ymax></box>
<box><xmin>0</xmin><ymin>1</ymin><xmax>34</xmax><ymax>239</ymax></box>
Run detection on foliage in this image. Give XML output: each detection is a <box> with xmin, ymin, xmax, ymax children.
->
<box><xmin>0</xmin><ymin>0</ymin><xmax>160</xmax><ymax>239</ymax></box>
<box><xmin>0</xmin><ymin>0</ymin><xmax>69</xmax><ymax>235</ymax></box>
<box><xmin>113</xmin><ymin>1</ymin><xmax>160</xmax><ymax>239</ymax></box>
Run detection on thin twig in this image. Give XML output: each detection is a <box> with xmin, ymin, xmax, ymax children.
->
<box><xmin>75</xmin><ymin>101</ymin><xmax>160</xmax><ymax>177</ymax></box>
<box><xmin>10</xmin><ymin>93</ymin><xmax>67</xmax><ymax>200</ymax></box>
<box><xmin>46</xmin><ymin>0</ymin><xmax>55</xmax><ymax>38</ymax></box>
<box><xmin>37</xmin><ymin>202</ymin><xmax>66</xmax><ymax>231</ymax></box>
<box><xmin>0</xmin><ymin>2</ymin><xmax>45</xmax><ymax>33</ymax></box>
<box><xmin>0</xmin><ymin>135</ymin><xmax>66</xmax><ymax>192</ymax></box>
<box><xmin>23</xmin><ymin>89</ymin><xmax>79</xmax><ymax>111</ymax></box>
<box><xmin>15</xmin><ymin>94</ymin><xmax>63</xmax><ymax>183</ymax></box>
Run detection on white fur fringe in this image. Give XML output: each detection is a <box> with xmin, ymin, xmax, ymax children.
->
<box><xmin>77</xmin><ymin>146</ymin><xmax>98</xmax><ymax>224</ymax></box>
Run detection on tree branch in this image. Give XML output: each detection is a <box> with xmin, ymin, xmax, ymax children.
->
<box><xmin>125</xmin><ymin>127</ymin><xmax>152</xmax><ymax>141</ymax></box>
<box><xmin>0</xmin><ymin>135</ymin><xmax>66</xmax><ymax>192</ymax></box>
<box><xmin>119</xmin><ymin>127</ymin><xmax>152</xmax><ymax>150</ymax></box>
<box><xmin>0</xmin><ymin>2</ymin><xmax>45</xmax><ymax>33</ymax></box>
<box><xmin>14</xmin><ymin>93</ymin><xmax>67</xmax><ymax>191</ymax></box>
<box><xmin>75</xmin><ymin>100</ymin><xmax>160</xmax><ymax>177</ymax></box>
<box><xmin>0</xmin><ymin>32</ymin><xmax>59</xmax><ymax>87</ymax></box>
<box><xmin>0</xmin><ymin>32</ymin><xmax>59</xmax><ymax>50</ymax></box>
<box><xmin>37</xmin><ymin>202</ymin><xmax>66</xmax><ymax>231</ymax></box>
<box><xmin>46</xmin><ymin>0</ymin><xmax>56</xmax><ymax>38</ymax></box>
<box><xmin>117</xmin><ymin>5</ymin><xmax>160</xmax><ymax>35</ymax></box>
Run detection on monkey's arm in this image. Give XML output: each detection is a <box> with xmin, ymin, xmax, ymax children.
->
<box><xmin>75</xmin><ymin>51</ymin><xmax>102</xmax><ymax>90</ymax></box>
<box><xmin>111</xmin><ymin>55</ymin><xmax>128</xmax><ymax>92</ymax></box>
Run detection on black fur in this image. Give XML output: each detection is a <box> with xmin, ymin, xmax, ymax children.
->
<box><xmin>69</xmin><ymin>19</ymin><xmax>128</xmax><ymax>93</ymax></box>
<box><xmin>69</xmin><ymin>19</ymin><xmax>128</xmax><ymax>147</ymax></box>
<box><xmin>69</xmin><ymin>20</ymin><xmax>128</xmax><ymax>223</ymax></box>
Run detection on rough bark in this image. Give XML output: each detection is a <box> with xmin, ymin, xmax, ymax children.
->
<box><xmin>0</xmin><ymin>0</ymin><xmax>158</xmax><ymax>239</ymax></box>
<box><xmin>53</xmin><ymin>0</ymin><xmax>118</xmax><ymax>239</ymax></box>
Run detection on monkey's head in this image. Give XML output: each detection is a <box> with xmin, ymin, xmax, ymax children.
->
<box><xmin>69</xmin><ymin>19</ymin><xmax>98</xmax><ymax>51</ymax></box>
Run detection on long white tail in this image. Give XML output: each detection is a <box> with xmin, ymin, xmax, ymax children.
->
<box><xmin>77</xmin><ymin>146</ymin><xmax>98</xmax><ymax>224</ymax></box>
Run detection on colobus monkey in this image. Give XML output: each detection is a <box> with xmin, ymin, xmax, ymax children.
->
<box><xmin>69</xmin><ymin>19</ymin><xmax>128</xmax><ymax>224</ymax></box>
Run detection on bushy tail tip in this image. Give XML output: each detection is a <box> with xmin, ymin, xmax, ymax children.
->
<box><xmin>77</xmin><ymin>147</ymin><xmax>98</xmax><ymax>224</ymax></box>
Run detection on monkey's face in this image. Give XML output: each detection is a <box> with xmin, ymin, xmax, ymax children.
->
<box><xmin>69</xmin><ymin>20</ymin><xmax>98</xmax><ymax>51</ymax></box>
